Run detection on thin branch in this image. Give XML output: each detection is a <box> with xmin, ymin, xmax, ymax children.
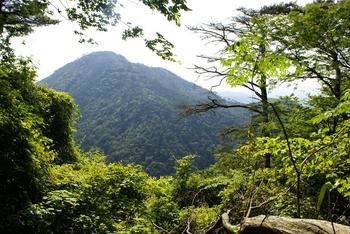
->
<box><xmin>181</xmin><ymin>96</ymin><xmax>262</xmax><ymax>117</ymax></box>
<box><xmin>330</xmin><ymin>38</ymin><xmax>350</xmax><ymax>69</ymax></box>
<box><xmin>186</xmin><ymin>217</ymin><xmax>192</xmax><ymax>234</ymax></box>
<box><xmin>222</xmin><ymin>210</ymin><xmax>237</xmax><ymax>233</ymax></box>
<box><xmin>151</xmin><ymin>221</ymin><xmax>172</xmax><ymax>234</ymax></box>
<box><xmin>268</xmin><ymin>101</ymin><xmax>301</xmax><ymax>217</ymax></box>
<box><xmin>188</xmin><ymin>23</ymin><xmax>237</xmax><ymax>47</ymax></box>
<box><xmin>245</xmin><ymin>180</ymin><xmax>264</xmax><ymax>219</ymax></box>
<box><xmin>196</xmin><ymin>54</ymin><xmax>222</xmax><ymax>63</ymax></box>
<box><xmin>48</xmin><ymin>2</ymin><xmax>69</xmax><ymax>20</ymax></box>
<box><xmin>295</xmin><ymin>53</ymin><xmax>336</xmax><ymax>97</ymax></box>
<box><xmin>192</xmin><ymin>65</ymin><xmax>229</xmax><ymax>77</ymax></box>
<box><xmin>251</xmin><ymin>197</ymin><xmax>275</xmax><ymax>209</ymax></box>
<box><xmin>210</xmin><ymin>76</ymin><xmax>226</xmax><ymax>91</ymax></box>
<box><xmin>181</xmin><ymin>214</ymin><xmax>193</xmax><ymax>234</ymax></box>
<box><xmin>301</xmin><ymin>127</ymin><xmax>346</xmax><ymax>169</ymax></box>
<box><xmin>242</xmin><ymin>84</ymin><xmax>263</xmax><ymax>100</ymax></box>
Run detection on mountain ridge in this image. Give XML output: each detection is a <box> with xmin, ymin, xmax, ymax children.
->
<box><xmin>40</xmin><ymin>51</ymin><xmax>248</xmax><ymax>175</ymax></box>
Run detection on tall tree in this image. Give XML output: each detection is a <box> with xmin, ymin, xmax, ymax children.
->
<box><xmin>187</xmin><ymin>3</ymin><xmax>299</xmax><ymax>168</ymax></box>
<box><xmin>271</xmin><ymin>0</ymin><xmax>350</xmax><ymax>133</ymax></box>
<box><xmin>0</xmin><ymin>58</ymin><xmax>79</xmax><ymax>231</ymax></box>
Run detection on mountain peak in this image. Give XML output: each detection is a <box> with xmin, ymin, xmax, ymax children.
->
<box><xmin>40</xmin><ymin>52</ymin><xmax>247</xmax><ymax>176</ymax></box>
<box><xmin>78</xmin><ymin>51</ymin><xmax>128</xmax><ymax>63</ymax></box>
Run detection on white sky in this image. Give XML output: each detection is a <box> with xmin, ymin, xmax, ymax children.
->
<box><xmin>12</xmin><ymin>0</ymin><xmax>317</xmax><ymax>96</ymax></box>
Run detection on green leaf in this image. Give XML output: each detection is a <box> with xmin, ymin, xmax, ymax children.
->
<box><xmin>317</xmin><ymin>182</ymin><xmax>332</xmax><ymax>211</ymax></box>
<box><xmin>122</xmin><ymin>26</ymin><xmax>144</xmax><ymax>40</ymax></box>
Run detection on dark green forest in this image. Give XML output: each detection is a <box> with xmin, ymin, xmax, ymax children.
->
<box><xmin>1</xmin><ymin>0</ymin><xmax>350</xmax><ymax>233</ymax></box>
<box><xmin>39</xmin><ymin>51</ymin><xmax>248</xmax><ymax>176</ymax></box>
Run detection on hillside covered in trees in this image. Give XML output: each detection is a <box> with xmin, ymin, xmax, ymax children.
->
<box><xmin>1</xmin><ymin>0</ymin><xmax>350</xmax><ymax>233</ymax></box>
<box><xmin>40</xmin><ymin>51</ymin><xmax>247</xmax><ymax>176</ymax></box>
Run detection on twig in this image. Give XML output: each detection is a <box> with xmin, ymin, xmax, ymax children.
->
<box><xmin>301</xmin><ymin>127</ymin><xmax>345</xmax><ymax>169</ymax></box>
<box><xmin>186</xmin><ymin>217</ymin><xmax>192</xmax><ymax>234</ymax></box>
<box><xmin>245</xmin><ymin>180</ymin><xmax>264</xmax><ymax>219</ymax></box>
<box><xmin>181</xmin><ymin>215</ymin><xmax>193</xmax><ymax>234</ymax></box>
<box><xmin>268</xmin><ymin>101</ymin><xmax>301</xmax><ymax>217</ymax></box>
<box><xmin>151</xmin><ymin>221</ymin><xmax>172</xmax><ymax>234</ymax></box>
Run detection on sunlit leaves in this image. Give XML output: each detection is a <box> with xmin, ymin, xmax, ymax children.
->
<box><xmin>2</xmin><ymin>0</ymin><xmax>350</xmax><ymax>231</ymax></box>
<box><xmin>122</xmin><ymin>27</ymin><xmax>177</xmax><ymax>61</ymax></box>
<box><xmin>66</xmin><ymin>0</ymin><xmax>120</xmax><ymax>31</ymax></box>
<box><xmin>317</xmin><ymin>182</ymin><xmax>332</xmax><ymax>211</ymax></box>
<box><xmin>141</xmin><ymin>0</ymin><xmax>191</xmax><ymax>26</ymax></box>
<box><xmin>30</xmin><ymin>153</ymin><xmax>150</xmax><ymax>232</ymax></box>
<box><xmin>191</xmin><ymin>206</ymin><xmax>220</xmax><ymax>233</ymax></box>
<box><xmin>336</xmin><ymin>177</ymin><xmax>350</xmax><ymax>199</ymax></box>
<box><xmin>1</xmin><ymin>0</ymin><xmax>190</xmax><ymax>61</ymax></box>
<box><xmin>0</xmin><ymin>0</ymin><xmax>59</xmax><ymax>38</ymax></box>
<box><xmin>311</xmin><ymin>91</ymin><xmax>350</xmax><ymax>125</ymax></box>
<box><xmin>0</xmin><ymin>57</ymin><xmax>80</xmax><ymax>231</ymax></box>
<box><xmin>222</xmin><ymin>15</ymin><xmax>297</xmax><ymax>89</ymax></box>
<box><xmin>145</xmin><ymin>33</ymin><xmax>177</xmax><ymax>62</ymax></box>
<box><xmin>122</xmin><ymin>26</ymin><xmax>144</xmax><ymax>40</ymax></box>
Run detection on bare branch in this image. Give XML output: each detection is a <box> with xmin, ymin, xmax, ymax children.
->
<box><xmin>188</xmin><ymin>23</ymin><xmax>240</xmax><ymax>47</ymax></box>
<box><xmin>293</xmin><ymin>52</ymin><xmax>337</xmax><ymax>97</ymax></box>
<box><xmin>192</xmin><ymin>65</ymin><xmax>228</xmax><ymax>77</ymax></box>
<box><xmin>186</xmin><ymin>217</ymin><xmax>192</xmax><ymax>234</ymax></box>
<box><xmin>222</xmin><ymin>210</ymin><xmax>237</xmax><ymax>233</ymax></box>
<box><xmin>179</xmin><ymin>96</ymin><xmax>262</xmax><ymax>118</ymax></box>
<box><xmin>151</xmin><ymin>221</ymin><xmax>172</xmax><ymax>234</ymax></box>
<box><xmin>245</xmin><ymin>180</ymin><xmax>264</xmax><ymax>219</ymax></box>
<box><xmin>196</xmin><ymin>54</ymin><xmax>222</xmax><ymax>63</ymax></box>
<box><xmin>210</xmin><ymin>76</ymin><xmax>226</xmax><ymax>92</ymax></box>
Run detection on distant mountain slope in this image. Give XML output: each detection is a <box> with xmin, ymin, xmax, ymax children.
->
<box><xmin>40</xmin><ymin>51</ymin><xmax>248</xmax><ymax>176</ymax></box>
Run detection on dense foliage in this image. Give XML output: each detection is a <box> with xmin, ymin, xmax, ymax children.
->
<box><xmin>0</xmin><ymin>0</ymin><xmax>190</xmax><ymax>60</ymax></box>
<box><xmin>40</xmin><ymin>51</ymin><xmax>248</xmax><ymax>176</ymax></box>
<box><xmin>1</xmin><ymin>0</ymin><xmax>350</xmax><ymax>233</ymax></box>
<box><xmin>0</xmin><ymin>58</ymin><xmax>79</xmax><ymax>232</ymax></box>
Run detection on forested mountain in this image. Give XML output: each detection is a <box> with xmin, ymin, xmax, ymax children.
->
<box><xmin>40</xmin><ymin>51</ymin><xmax>247</xmax><ymax>175</ymax></box>
<box><xmin>4</xmin><ymin>1</ymin><xmax>350</xmax><ymax>233</ymax></box>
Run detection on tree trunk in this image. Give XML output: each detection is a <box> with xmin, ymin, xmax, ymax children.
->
<box><xmin>219</xmin><ymin>215</ymin><xmax>350</xmax><ymax>234</ymax></box>
<box><xmin>260</xmin><ymin>78</ymin><xmax>271</xmax><ymax>169</ymax></box>
<box><xmin>0</xmin><ymin>0</ymin><xmax>4</xmax><ymax>35</ymax></box>
<box><xmin>331</xmin><ymin>53</ymin><xmax>343</xmax><ymax>133</ymax></box>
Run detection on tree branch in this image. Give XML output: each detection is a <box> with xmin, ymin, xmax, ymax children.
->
<box><xmin>301</xmin><ymin>127</ymin><xmax>346</xmax><ymax>169</ymax></box>
<box><xmin>151</xmin><ymin>221</ymin><xmax>172</xmax><ymax>234</ymax></box>
<box><xmin>267</xmin><ymin>101</ymin><xmax>301</xmax><ymax>217</ymax></box>
<box><xmin>179</xmin><ymin>96</ymin><xmax>262</xmax><ymax>118</ymax></box>
<box><xmin>222</xmin><ymin>210</ymin><xmax>237</xmax><ymax>233</ymax></box>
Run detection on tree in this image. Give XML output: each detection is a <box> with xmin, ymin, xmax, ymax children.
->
<box><xmin>0</xmin><ymin>1</ymin><xmax>190</xmax><ymax>231</ymax></box>
<box><xmin>187</xmin><ymin>3</ymin><xmax>299</xmax><ymax>168</ymax></box>
<box><xmin>271</xmin><ymin>0</ymin><xmax>350</xmax><ymax>133</ymax></box>
<box><xmin>0</xmin><ymin>0</ymin><xmax>58</xmax><ymax>37</ymax></box>
<box><xmin>185</xmin><ymin>1</ymin><xmax>350</xmax><ymax>220</ymax></box>
<box><xmin>0</xmin><ymin>58</ymin><xmax>79</xmax><ymax>232</ymax></box>
<box><xmin>0</xmin><ymin>0</ymin><xmax>190</xmax><ymax>60</ymax></box>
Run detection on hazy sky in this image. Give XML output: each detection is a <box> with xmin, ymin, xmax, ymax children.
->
<box><xmin>13</xmin><ymin>0</ymin><xmax>316</xmax><ymax>95</ymax></box>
